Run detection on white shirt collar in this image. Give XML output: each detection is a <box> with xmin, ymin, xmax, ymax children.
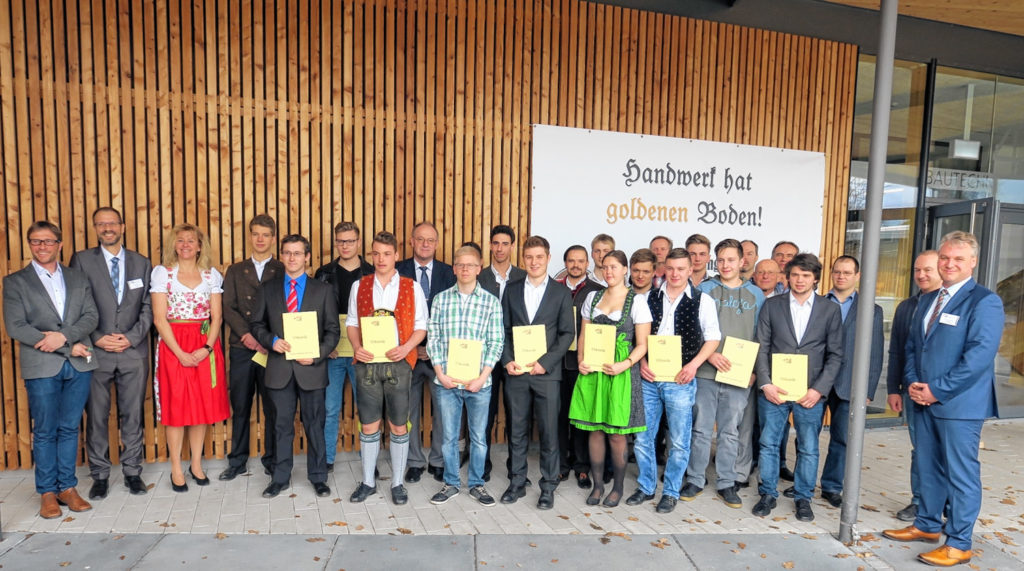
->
<box><xmin>100</xmin><ymin>245</ymin><xmax>125</xmax><ymax>264</ymax></box>
<box><xmin>941</xmin><ymin>276</ymin><xmax>972</xmax><ymax>299</ymax></box>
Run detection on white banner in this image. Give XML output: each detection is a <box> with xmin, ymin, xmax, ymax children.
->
<box><xmin>531</xmin><ymin>125</ymin><xmax>826</xmax><ymax>274</ymax></box>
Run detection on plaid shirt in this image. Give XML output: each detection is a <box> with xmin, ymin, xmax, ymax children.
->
<box><xmin>427</xmin><ymin>282</ymin><xmax>505</xmax><ymax>388</ymax></box>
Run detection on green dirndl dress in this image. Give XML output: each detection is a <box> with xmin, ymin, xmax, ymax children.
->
<box><xmin>568</xmin><ymin>290</ymin><xmax>647</xmax><ymax>435</ymax></box>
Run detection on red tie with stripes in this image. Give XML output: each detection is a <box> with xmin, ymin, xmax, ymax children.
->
<box><xmin>287</xmin><ymin>279</ymin><xmax>298</xmax><ymax>312</ymax></box>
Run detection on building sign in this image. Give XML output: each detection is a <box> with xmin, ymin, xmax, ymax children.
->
<box><xmin>531</xmin><ymin>125</ymin><xmax>827</xmax><ymax>269</ymax></box>
<box><xmin>927</xmin><ymin>167</ymin><xmax>995</xmax><ymax>194</ymax></box>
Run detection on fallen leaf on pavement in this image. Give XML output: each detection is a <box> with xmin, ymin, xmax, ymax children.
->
<box><xmin>398</xmin><ymin>528</ymin><xmax>413</xmax><ymax>535</ymax></box>
<box><xmin>306</xmin><ymin>537</ymin><xmax>326</xmax><ymax>542</ymax></box>
<box><xmin>215</xmin><ymin>533</ymin><xmax>227</xmax><ymax>540</ymax></box>
<box><xmin>782</xmin><ymin>562</ymin><xmax>795</xmax><ymax>569</ymax></box>
<box><xmin>861</xmin><ymin>505</ymin><xmax>880</xmax><ymax>512</ymax></box>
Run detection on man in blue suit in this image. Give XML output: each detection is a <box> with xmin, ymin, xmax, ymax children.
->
<box><xmin>883</xmin><ymin>231</ymin><xmax>1004</xmax><ymax>567</ymax></box>
<box><xmin>397</xmin><ymin>221</ymin><xmax>456</xmax><ymax>483</ymax></box>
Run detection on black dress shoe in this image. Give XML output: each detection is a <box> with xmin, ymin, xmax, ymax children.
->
<box><xmin>89</xmin><ymin>478</ymin><xmax>109</xmax><ymax>500</ymax></box>
<box><xmin>326</xmin><ymin>463</ymin><xmax>334</xmax><ymax>473</ymax></box>
<box><xmin>427</xmin><ymin>465</ymin><xmax>444</xmax><ymax>482</ymax></box>
<box><xmin>735</xmin><ymin>480</ymin><xmax>750</xmax><ymax>489</ymax></box>
<box><xmin>313</xmin><ymin>482</ymin><xmax>331</xmax><ymax>498</ymax></box>
<box><xmin>795</xmin><ymin>498</ymin><xmax>815</xmax><ymax>521</ymax></box>
<box><xmin>219</xmin><ymin>465</ymin><xmax>247</xmax><ymax>481</ymax></box>
<box><xmin>171</xmin><ymin>476</ymin><xmax>189</xmax><ymax>493</ymax></box>
<box><xmin>783</xmin><ymin>486</ymin><xmax>795</xmax><ymax>498</ymax></box>
<box><xmin>262</xmin><ymin>481</ymin><xmax>290</xmax><ymax>499</ymax></box>
<box><xmin>779</xmin><ymin>467</ymin><xmax>795</xmax><ymax>481</ymax></box>
<box><xmin>557</xmin><ymin>472</ymin><xmax>570</xmax><ymax>482</ymax></box>
<box><xmin>626</xmin><ymin>489</ymin><xmax>654</xmax><ymax>506</ymax></box>
<box><xmin>500</xmin><ymin>486</ymin><xmax>526</xmax><ymax>504</ymax></box>
<box><xmin>391</xmin><ymin>484</ymin><xmax>409</xmax><ymax>505</ymax></box>
<box><xmin>576</xmin><ymin>472</ymin><xmax>592</xmax><ymax>489</ymax></box>
<box><xmin>752</xmin><ymin>494</ymin><xmax>777</xmax><ymax>517</ymax></box>
<box><xmin>350</xmin><ymin>483</ymin><xmax>377</xmax><ymax>503</ymax></box>
<box><xmin>537</xmin><ymin>489</ymin><xmax>555</xmax><ymax>510</ymax></box>
<box><xmin>124</xmin><ymin>475</ymin><xmax>147</xmax><ymax>495</ymax></box>
<box><xmin>190</xmin><ymin>468</ymin><xmax>210</xmax><ymax>486</ymax></box>
<box><xmin>405</xmin><ymin>467</ymin><xmax>424</xmax><ymax>483</ymax></box>
<box><xmin>821</xmin><ymin>491</ymin><xmax>842</xmax><ymax>508</ymax></box>
<box><xmin>656</xmin><ymin>495</ymin><xmax>677</xmax><ymax>514</ymax></box>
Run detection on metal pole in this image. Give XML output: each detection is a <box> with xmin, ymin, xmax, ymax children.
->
<box><xmin>838</xmin><ymin>0</ymin><xmax>899</xmax><ymax>544</ymax></box>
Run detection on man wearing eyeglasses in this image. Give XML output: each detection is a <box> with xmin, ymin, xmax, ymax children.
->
<box><xmin>4</xmin><ymin>221</ymin><xmax>98</xmax><ymax>519</ymax></box>
<box><xmin>69</xmin><ymin>208</ymin><xmax>153</xmax><ymax>499</ymax></box>
<box><xmin>219</xmin><ymin>215</ymin><xmax>285</xmax><ymax>481</ymax></box>
<box><xmin>397</xmin><ymin>222</ymin><xmax>456</xmax><ymax>483</ymax></box>
<box><xmin>314</xmin><ymin>221</ymin><xmax>373</xmax><ymax>472</ymax></box>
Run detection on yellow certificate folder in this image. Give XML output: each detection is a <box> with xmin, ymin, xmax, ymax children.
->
<box><xmin>513</xmin><ymin>325</ymin><xmax>547</xmax><ymax>373</ymax></box>
<box><xmin>334</xmin><ymin>314</ymin><xmax>354</xmax><ymax>357</ymax></box>
<box><xmin>648</xmin><ymin>335</ymin><xmax>681</xmax><ymax>381</ymax></box>
<box><xmin>251</xmin><ymin>351</ymin><xmax>268</xmax><ymax>368</ymax></box>
<box><xmin>282</xmin><ymin>311</ymin><xmax>320</xmax><ymax>360</ymax></box>
<box><xmin>771</xmin><ymin>353</ymin><xmax>808</xmax><ymax>401</ymax></box>
<box><xmin>446</xmin><ymin>338</ymin><xmax>483</xmax><ymax>383</ymax></box>
<box><xmin>715</xmin><ymin>336</ymin><xmax>759</xmax><ymax>388</ymax></box>
<box><xmin>582</xmin><ymin>323</ymin><xmax>616</xmax><ymax>368</ymax></box>
<box><xmin>360</xmin><ymin>315</ymin><xmax>399</xmax><ymax>363</ymax></box>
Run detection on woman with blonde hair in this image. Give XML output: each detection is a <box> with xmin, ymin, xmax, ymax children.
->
<box><xmin>151</xmin><ymin>223</ymin><xmax>229</xmax><ymax>492</ymax></box>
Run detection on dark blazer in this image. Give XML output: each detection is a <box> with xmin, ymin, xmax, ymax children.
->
<box><xmin>904</xmin><ymin>279</ymin><xmax>1003</xmax><ymax>420</ymax></box>
<box><xmin>3</xmin><ymin>263</ymin><xmax>99</xmax><ymax>378</ymax></box>
<box><xmin>831</xmin><ymin>293</ymin><xmax>884</xmax><ymax>401</ymax></box>
<box><xmin>478</xmin><ymin>264</ymin><xmax>527</xmax><ymax>300</ymax></box>
<box><xmin>886</xmin><ymin>293</ymin><xmax>920</xmax><ymax>396</ymax></box>
<box><xmin>222</xmin><ymin>257</ymin><xmax>285</xmax><ymax>348</ymax></box>
<box><xmin>249</xmin><ymin>275</ymin><xmax>340</xmax><ymax>390</ymax></box>
<box><xmin>397</xmin><ymin>257</ymin><xmax>456</xmax><ymax>309</ymax></box>
<box><xmin>69</xmin><ymin>246</ymin><xmax>153</xmax><ymax>361</ymax></box>
<box><xmin>499</xmin><ymin>277</ymin><xmax>575</xmax><ymax>381</ymax></box>
<box><xmin>562</xmin><ymin>277</ymin><xmax>604</xmax><ymax>371</ymax></box>
<box><xmin>755</xmin><ymin>293</ymin><xmax>844</xmax><ymax>396</ymax></box>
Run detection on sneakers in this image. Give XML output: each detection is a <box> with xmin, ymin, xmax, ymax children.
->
<box><xmin>717</xmin><ymin>485</ymin><xmax>742</xmax><ymax>509</ymax></box>
<box><xmin>679</xmin><ymin>483</ymin><xmax>703</xmax><ymax>501</ymax></box>
<box><xmin>430</xmin><ymin>484</ymin><xmax>460</xmax><ymax>505</ymax></box>
<box><xmin>470</xmin><ymin>486</ymin><xmax>496</xmax><ymax>506</ymax></box>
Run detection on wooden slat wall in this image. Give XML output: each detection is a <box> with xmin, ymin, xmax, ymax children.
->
<box><xmin>0</xmin><ymin>0</ymin><xmax>856</xmax><ymax>470</ymax></box>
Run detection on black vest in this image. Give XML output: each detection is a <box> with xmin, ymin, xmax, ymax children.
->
<box><xmin>647</xmin><ymin>285</ymin><xmax>704</xmax><ymax>364</ymax></box>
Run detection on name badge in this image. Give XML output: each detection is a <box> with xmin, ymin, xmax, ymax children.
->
<box><xmin>939</xmin><ymin>313</ymin><xmax>959</xmax><ymax>326</ymax></box>
<box><xmin>128</xmin><ymin>279</ymin><xmax>144</xmax><ymax>290</ymax></box>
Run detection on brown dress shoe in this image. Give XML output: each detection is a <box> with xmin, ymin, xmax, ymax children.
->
<box><xmin>918</xmin><ymin>545</ymin><xmax>972</xmax><ymax>567</ymax></box>
<box><xmin>39</xmin><ymin>492</ymin><xmax>62</xmax><ymax>519</ymax></box>
<box><xmin>882</xmin><ymin>525</ymin><xmax>941</xmax><ymax>543</ymax></box>
<box><xmin>56</xmin><ymin>487</ymin><xmax>93</xmax><ymax>512</ymax></box>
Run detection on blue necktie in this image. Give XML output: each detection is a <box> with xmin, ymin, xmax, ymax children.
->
<box><xmin>110</xmin><ymin>256</ymin><xmax>121</xmax><ymax>302</ymax></box>
<box><xmin>419</xmin><ymin>266</ymin><xmax>430</xmax><ymax>298</ymax></box>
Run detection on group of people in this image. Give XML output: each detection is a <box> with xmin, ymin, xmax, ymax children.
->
<box><xmin>3</xmin><ymin>211</ymin><xmax>1002</xmax><ymax>567</ymax></box>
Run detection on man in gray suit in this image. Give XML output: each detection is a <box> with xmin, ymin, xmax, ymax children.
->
<box><xmin>752</xmin><ymin>253</ymin><xmax>843</xmax><ymax>523</ymax></box>
<box><xmin>249</xmin><ymin>234</ymin><xmax>340</xmax><ymax>499</ymax></box>
<box><xmin>70</xmin><ymin>207</ymin><xmax>153</xmax><ymax>499</ymax></box>
<box><xmin>3</xmin><ymin>221</ymin><xmax>99</xmax><ymax>519</ymax></box>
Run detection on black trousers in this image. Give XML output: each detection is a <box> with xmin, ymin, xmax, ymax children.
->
<box><xmin>268</xmin><ymin>376</ymin><xmax>327</xmax><ymax>485</ymax></box>
<box><xmin>559</xmin><ymin>367</ymin><xmax>590</xmax><ymax>475</ymax></box>
<box><xmin>227</xmin><ymin>347</ymin><xmax>276</xmax><ymax>471</ymax></box>
<box><xmin>505</xmin><ymin>375</ymin><xmax>560</xmax><ymax>491</ymax></box>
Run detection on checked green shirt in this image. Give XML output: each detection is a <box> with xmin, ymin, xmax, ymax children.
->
<box><xmin>427</xmin><ymin>282</ymin><xmax>505</xmax><ymax>388</ymax></box>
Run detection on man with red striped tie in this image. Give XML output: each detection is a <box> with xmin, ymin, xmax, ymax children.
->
<box><xmin>250</xmin><ymin>234</ymin><xmax>340</xmax><ymax>499</ymax></box>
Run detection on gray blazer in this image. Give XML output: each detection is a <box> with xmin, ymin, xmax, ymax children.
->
<box><xmin>3</xmin><ymin>263</ymin><xmax>100</xmax><ymax>378</ymax></box>
<box><xmin>69</xmin><ymin>246</ymin><xmax>153</xmax><ymax>361</ymax></box>
<box><xmin>755</xmin><ymin>293</ymin><xmax>844</xmax><ymax>396</ymax></box>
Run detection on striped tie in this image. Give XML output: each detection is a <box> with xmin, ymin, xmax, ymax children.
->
<box><xmin>110</xmin><ymin>256</ymin><xmax>120</xmax><ymax>302</ymax></box>
<box><xmin>287</xmin><ymin>279</ymin><xmax>298</xmax><ymax>312</ymax></box>
<box><xmin>925</xmin><ymin>288</ymin><xmax>948</xmax><ymax>336</ymax></box>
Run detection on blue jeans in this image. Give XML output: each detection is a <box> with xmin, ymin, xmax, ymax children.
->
<box><xmin>635</xmin><ymin>380</ymin><xmax>696</xmax><ymax>498</ymax></box>
<box><xmin>325</xmin><ymin>356</ymin><xmax>357</xmax><ymax>464</ymax></box>
<box><xmin>436</xmin><ymin>384</ymin><xmax>491</xmax><ymax>488</ymax></box>
<box><xmin>757</xmin><ymin>393</ymin><xmax>824</xmax><ymax>500</ymax></box>
<box><xmin>25</xmin><ymin>361</ymin><xmax>92</xmax><ymax>494</ymax></box>
<box><xmin>819</xmin><ymin>390</ymin><xmax>849</xmax><ymax>494</ymax></box>
<box><xmin>903</xmin><ymin>392</ymin><xmax>920</xmax><ymax>505</ymax></box>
